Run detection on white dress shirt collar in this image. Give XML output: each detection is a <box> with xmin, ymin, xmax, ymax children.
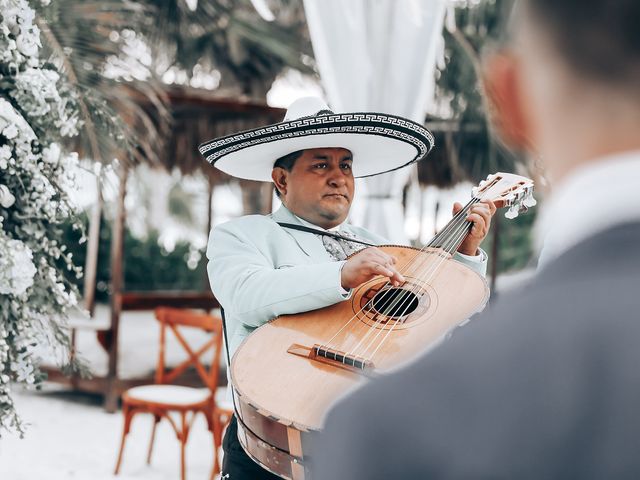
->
<box><xmin>535</xmin><ymin>149</ymin><xmax>640</xmax><ymax>268</ymax></box>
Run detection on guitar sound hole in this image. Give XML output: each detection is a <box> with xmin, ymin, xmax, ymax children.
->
<box><xmin>371</xmin><ymin>288</ymin><xmax>419</xmax><ymax>319</ymax></box>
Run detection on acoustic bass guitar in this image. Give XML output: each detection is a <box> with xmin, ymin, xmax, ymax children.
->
<box><xmin>229</xmin><ymin>172</ymin><xmax>536</xmax><ymax>479</ymax></box>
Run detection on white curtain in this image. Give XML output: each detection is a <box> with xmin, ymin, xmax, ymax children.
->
<box><xmin>303</xmin><ymin>0</ymin><xmax>447</xmax><ymax>243</ymax></box>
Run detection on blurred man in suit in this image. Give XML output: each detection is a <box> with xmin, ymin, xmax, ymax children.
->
<box><xmin>313</xmin><ymin>1</ymin><xmax>640</xmax><ymax>478</ymax></box>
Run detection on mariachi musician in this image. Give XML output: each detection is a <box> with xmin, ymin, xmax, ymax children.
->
<box><xmin>201</xmin><ymin>97</ymin><xmax>496</xmax><ymax>479</ymax></box>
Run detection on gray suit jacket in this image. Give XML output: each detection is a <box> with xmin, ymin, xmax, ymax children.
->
<box><xmin>207</xmin><ymin>205</ymin><xmax>486</xmax><ymax>360</ymax></box>
<box><xmin>313</xmin><ymin>222</ymin><xmax>640</xmax><ymax>480</ymax></box>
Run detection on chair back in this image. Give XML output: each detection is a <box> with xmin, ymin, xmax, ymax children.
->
<box><xmin>154</xmin><ymin>307</ymin><xmax>223</xmax><ymax>392</ymax></box>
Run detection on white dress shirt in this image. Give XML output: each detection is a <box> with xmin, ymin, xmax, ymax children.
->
<box><xmin>536</xmin><ymin>150</ymin><xmax>640</xmax><ymax>269</ymax></box>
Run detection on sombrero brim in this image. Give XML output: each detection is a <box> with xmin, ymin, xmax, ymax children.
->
<box><xmin>198</xmin><ymin>112</ymin><xmax>434</xmax><ymax>182</ymax></box>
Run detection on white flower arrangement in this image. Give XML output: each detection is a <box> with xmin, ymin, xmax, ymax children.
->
<box><xmin>1</xmin><ymin>0</ymin><xmax>84</xmax><ymax>433</ymax></box>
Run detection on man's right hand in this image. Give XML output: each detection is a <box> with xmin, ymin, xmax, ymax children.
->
<box><xmin>341</xmin><ymin>247</ymin><xmax>405</xmax><ymax>290</ymax></box>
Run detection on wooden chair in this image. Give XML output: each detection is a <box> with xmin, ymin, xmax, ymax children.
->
<box><xmin>114</xmin><ymin>307</ymin><xmax>231</xmax><ymax>480</ymax></box>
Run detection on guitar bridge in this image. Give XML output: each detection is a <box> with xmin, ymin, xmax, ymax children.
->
<box><xmin>287</xmin><ymin>343</ymin><xmax>375</xmax><ymax>375</ymax></box>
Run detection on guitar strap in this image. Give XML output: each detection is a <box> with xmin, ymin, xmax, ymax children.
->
<box><xmin>220</xmin><ymin>308</ymin><xmax>239</xmax><ymax>416</ymax></box>
<box><xmin>276</xmin><ymin>222</ymin><xmax>376</xmax><ymax>247</ymax></box>
<box><xmin>220</xmin><ymin>308</ymin><xmax>232</xmax><ymax>373</ymax></box>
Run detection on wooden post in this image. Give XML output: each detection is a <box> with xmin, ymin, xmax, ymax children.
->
<box><xmin>105</xmin><ymin>163</ymin><xmax>128</xmax><ymax>413</ymax></box>
<box><xmin>203</xmin><ymin>179</ymin><xmax>215</xmax><ymax>292</ymax></box>
<box><xmin>241</xmin><ymin>181</ymin><xmax>264</xmax><ymax>214</ymax></box>
<box><xmin>71</xmin><ymin>169</ymin><xmax>102</xmax><ymax>389</ymax></box>
<box><xmin>261</xmin><ymin>182</ymin><xmax>274</xmax><ymax>215</ymax></box>
<box><xmin>83</xmin><ymin>168</ymin><xmax>103</xmax><ymax>317</ymax></box>
<box><xmin>418</xmin><ymin>186</ymin><xmax>425</xmax><ymax>244</ymax></box>
<box><xmin>207</xmin><ymin>178</ymin><xmax>215</xmax><ymax>234</ymax></box>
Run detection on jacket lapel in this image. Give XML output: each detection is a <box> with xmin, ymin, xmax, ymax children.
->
<box><xmin>270</xmin><ymin>206</ymin><xmax>331</xmax><ymax>260</ymax></box>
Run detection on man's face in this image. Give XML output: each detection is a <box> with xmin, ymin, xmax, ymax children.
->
<box><xmin>272</xmin><ymin>147</ymin><xmax>354</xmax><ymax>229</ymax></box>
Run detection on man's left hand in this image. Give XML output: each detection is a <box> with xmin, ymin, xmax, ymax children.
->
<box><xmin>453</xmin><ymin>200</ymin><xmax>497</xmax><ymax>256</ymax></box>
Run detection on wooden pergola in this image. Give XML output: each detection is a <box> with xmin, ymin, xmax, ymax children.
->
<box><xmin>45</xmin><ymin>87</ymin><xmax>285</xmax><ymax>412</ymax></box>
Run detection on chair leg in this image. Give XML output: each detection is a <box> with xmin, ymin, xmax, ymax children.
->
<box><xmin>179</xmin><ymin>411</ymin><xmax>189</xmax><ymax>480</ymax></box>
<box><xmin>147</xmin><ymin>414</ymin><xmax>161</xmax><ymax>465</ymax></box>
<box><xmin>210</xmin><ymin>411</ymin><xmax>231</xmax><ymax>480</ymax></box>
<box><xmin>210</xmin><ymin>425</ymin><xmax>220</xmax><ymax>480</ymax></box>
<box><xmin>114</xmin><ymin>403</ymin><xmax>134</xmax><ymax>475</ymax></box>
<box><xmin>213</xmin><ymin>415</ymin><xmax>223</xmax><ymax>476</ymax></box>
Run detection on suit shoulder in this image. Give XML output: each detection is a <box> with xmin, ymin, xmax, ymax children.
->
<box><xmin>208</xmin><ymin>215</ymin><xmax>278</xmax><ymax>259</ymax></box>
<box><xmin>213</xmin><ymin>214</ymin><xmax>277</xmax><ymax>235</ymax></box>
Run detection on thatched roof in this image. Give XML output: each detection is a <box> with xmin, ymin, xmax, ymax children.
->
<box><xmin>164</xmin><ymin>87</ymin><xmax>285</xmax><ymax>183</ymax></box>
<box><xmin>418</xmin><ymin>121</ymin><xmax>488</xmax><ymax>189</ymax></box>
<box><xmin>128</xmin><ymin>86</ymin><xmax>285</xmax><ymax>184</ymax></box>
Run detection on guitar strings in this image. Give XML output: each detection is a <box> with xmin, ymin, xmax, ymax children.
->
<box><xmin>360</xmin><ymin>179</ymin><xmax>503</xmax><ymax>360</ymax></box>
<box><xmin>327</xmin><ymin>198</ymin><xmax>479</xmax><ymax>360</ymax></box>
<box><xmin>360</xmin><ymin>218</ymin><xmax>477</xmax><ymax>362</ymax></box>
<box><xmin>340</xmin><ymin>202</ymin><xmax>477</xmax><ymax>359</ymax></box>
<box><xmin>354</xmin><ymin>224</ymin><xmax>473</xmax><ymax>360</ymax></box>
<box><xmin>348</xmin><ymin>209</ymin><xmax>477</xmax><ymax>361</ymax></box>
<box><xmin>317</xmin><ymin>196</ymin><xmax>477</xmax><ymax>353</ymax></box>
<box><xmin>318</xmin><ymin>197</ymin><xmax>480</xmax><ymax>361</ymax></box>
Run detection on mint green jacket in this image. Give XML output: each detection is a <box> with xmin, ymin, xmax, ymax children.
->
<box><xmin>207</xmin><ymin>205</ymin><xmax>487</xmax><ymax>359</ymax></box>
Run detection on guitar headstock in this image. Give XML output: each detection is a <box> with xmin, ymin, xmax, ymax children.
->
<box><xmin>472</xmin><ymin>172</ymin><xmax>536</xmax><ymax>219</ymax></box>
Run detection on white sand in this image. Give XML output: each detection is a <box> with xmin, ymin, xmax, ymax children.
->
<box><xmin>0</xmin><ymin>383</ymin><xmax>222</xmax><ymax>480</ymax></box>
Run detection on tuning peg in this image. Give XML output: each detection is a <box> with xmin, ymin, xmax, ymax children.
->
<box><xmin>505</xmin><ymin>204</ymin><xmax>519</xmax><ymax>219</ymax></box>
<box><xmin>523</xmin><ymin>193</ymin><xmax>537</xmax><ymax>208</ymax></box>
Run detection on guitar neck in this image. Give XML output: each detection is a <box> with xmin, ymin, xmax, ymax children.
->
<box><xmin>426</xmin><ymin>198</ymin><xmax>480</xmax><ymax>255</ymax></box>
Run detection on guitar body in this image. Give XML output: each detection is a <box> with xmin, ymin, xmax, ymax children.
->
<box><xmin>230</xmin><ymin>245</ymin><xmax>489</xmax><ymax>479</ymax></box>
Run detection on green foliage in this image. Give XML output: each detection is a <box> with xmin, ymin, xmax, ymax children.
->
<box><xmin>62</xmin><ymin>212</ymin><xmax>207</xmax><ymax>301</ymax></box>
<box><xmin>434</xmin><ymin>0</ymin><xmax>535</xmax><ymax>273</ymax></box>
<box><xmin>437</xmin><ymin>0</ymin><xmax>513</xmax><ymax>123</ymax></box>
<box><xmin>435</xmin><ymin>0</ymin><xmax>520</xmax><ymax>183</ymax></box>
<box><xmin>122</xmin><ymin>230</ymin><xmax>206</xmax><ymax>293</ymax></box>
<box><xmin>0</xmin><ymin>0</ymin><xmax>85</xmax><ymax>434</ymax></box>
<box><xmin>140</xmin><ymin>0</ymin><xmax>313</xmax><ymax>96</ymax></box>
<box><xmin>482</xmin><ymin>206</ymin><xmax>538</xmax><ymax>274</ymax></box>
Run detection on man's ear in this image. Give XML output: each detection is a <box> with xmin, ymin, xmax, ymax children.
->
<box><xmin>483</xmin><ymin>52</ymin><xmax>532</xmax><ymax>150</ymax></box>
<box><xmin>271</xmin><ymin>167</ymin><xmax>288</xmax><ymax>196</ymax></box>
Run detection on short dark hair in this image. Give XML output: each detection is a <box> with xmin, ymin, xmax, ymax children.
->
<box><xmin>272</xmin><ymin>150</ymin><xmax>304</xmax><ymax>198</ymax></box>
<box><xmin>524</xmin><ymin>0</ymin><xmax>640</xmax><ymax>90</ymax></box>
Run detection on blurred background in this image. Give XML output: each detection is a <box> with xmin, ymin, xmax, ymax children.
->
<box><xmin>0</xmin><ymin>0</ymin><xmax>542</xmax><ymax>478</ymax></box>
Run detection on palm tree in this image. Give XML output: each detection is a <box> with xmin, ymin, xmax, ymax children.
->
<box><xmin>141</xmin><ymin>0</ymin><xmax>314</xmax><ymax>98</ymax></box>
<box><xmin>35</xmin><ymin>0</ymin><xmax>171</xmax><ymax>168</ymax></box>
<box><xmin>434</xmin><ymin>0</ymin><xmax>538</xmax><ymax>277</ymax></box>
<box><xmin>434</xmin><ymin>0</ymin><xmax>522</xmax><ymax>182</ymax></box>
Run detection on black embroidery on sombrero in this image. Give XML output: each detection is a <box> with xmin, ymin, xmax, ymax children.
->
<box><xmin>198</xmin><ymin>113</ymin><xmax>433</xmax><ymax>154</ymax></box>
<box><xmin>197</xmin><ymin>112</ymin><xmax>435</xmax><ymax>168</ymax></box>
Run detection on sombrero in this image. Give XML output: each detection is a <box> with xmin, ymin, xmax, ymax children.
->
<box><xmin>198</xmin><ymin>97</ymin><xmax>434</xmax><ymax>182</ymax></box>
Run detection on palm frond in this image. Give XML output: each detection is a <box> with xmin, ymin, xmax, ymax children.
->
<box><xmin>35</xmin><ymin>0</ymin><xmax>170</xmax><ymax>167</ymax></box>
<box><xmin>140</xmin><ymin>0</ymin><xmax>313</xmax><ymax>96</ymax></box>
<box><xmin>433</xmin><ymin>0</ymin><xmax>528</xmax><ymax>184</ymax></box>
